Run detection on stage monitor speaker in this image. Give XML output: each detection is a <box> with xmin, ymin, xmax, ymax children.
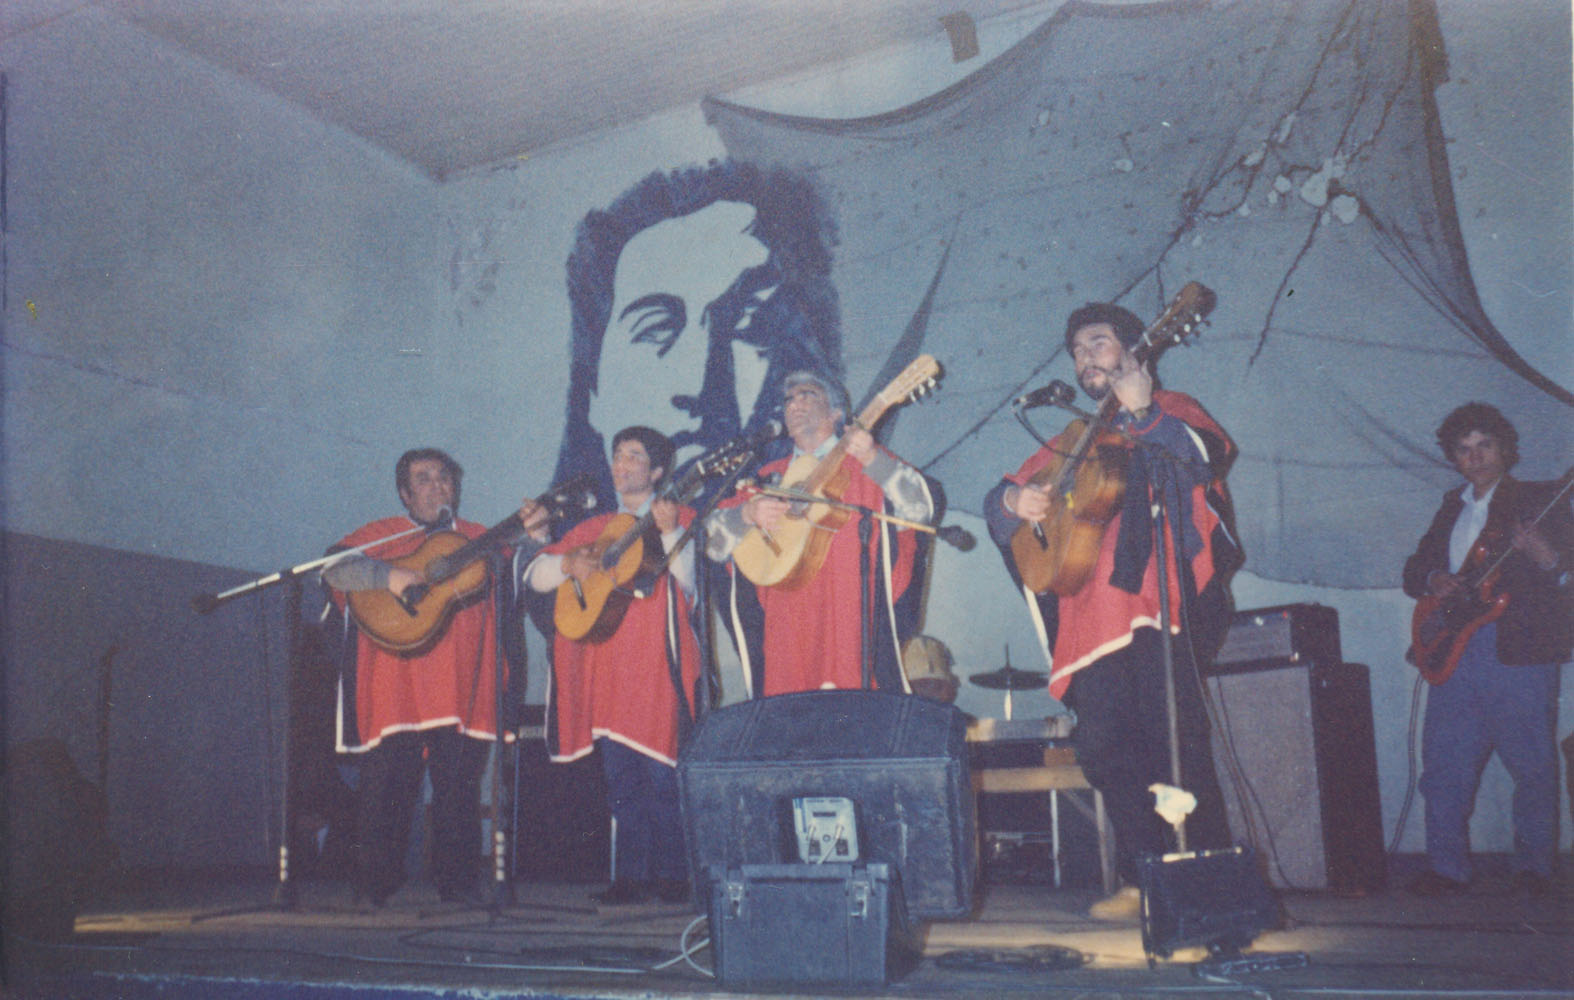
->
<box><xmin>1213</xmin><ymin>602</ymin><xmax>1341</xmax><ymax>674</ymax></box>
<box><xmin>1138</xmin><ymin>846</ymin><xmax>1278</xmax><ymax>959</ymax></box>
<box><xmin>678</xmin><ymin>690</ymin><xmax>976</xmax><ymax>920</ymax></box>
<box><xmin>1203</xmin><ymin>660</ymin><xmax>1385</xmax><ymax>892</ymax></box>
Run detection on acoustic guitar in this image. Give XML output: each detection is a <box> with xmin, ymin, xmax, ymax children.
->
<box><xmin>347</xmin><ymin>479</ymin><xmax>588</xmax><ymax>653</ymax></box>
<box><xmin>554</xmin><ymin>448</ymin><xmax>751</xmax><ymax>643</ymax></box>
<box><xmin>1407</xmin><ymin>467</ymin><xmax>1574</xmax><ymax>685</ymax></box>
<box><xmin>730</xmin><ymin>355</ymin><xmax>941</xmax><ymax>590</ymax></box>
<box><xmin>1010</xmin><ymin>282</ymin><xmax>1214</xmax><ymax>596</ymax></box>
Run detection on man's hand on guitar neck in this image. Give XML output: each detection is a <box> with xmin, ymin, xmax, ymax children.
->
<box><xmin>1511</xmin><ymin>522</ymin><xmax>1562</xmax><ymax>572</ymax></box>
<box><xmin>843</xmin><ymin>426</ymin><xmax>877</xmax><ymax>465</ymax></box>
<box><xmin>519</xmin><ymin>499</ymin><xmax>553</xmax><ymax>542</ymax></box>
<box><xmin>652</xmin><ymin>497</ymin><xmax>680</xmax><ymax>535</ymax></box>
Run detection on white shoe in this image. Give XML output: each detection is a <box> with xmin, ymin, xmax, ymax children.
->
<box><xmin>1088</xmin><ymin>885</ymin><xmax>1142</xmax><ymax>921</ymax></box>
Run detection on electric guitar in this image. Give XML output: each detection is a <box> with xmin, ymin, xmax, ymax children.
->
<box><xmin>1407</xmin><ymin>467</ymin><xmax>1574</xmax><ymax>685</ymax></box>
<box><xmin>730</xmin><ymin>355</ymin><xmax>941</xmax><ymax>590</ymax></box>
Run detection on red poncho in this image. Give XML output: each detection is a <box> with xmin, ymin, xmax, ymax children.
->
<box><xmin>724</xmin><ymin>452</ymin><xmax>918</xmax><ymax>695</ymax></box>
<box><xmin>330</xmin><ymin>516</ymin><xmax>504</xmax><ymax>752</ymax></box>
<box><xmin>543</xmin><ymin>508</ymin><xmax>702</xmax><ymax>765</ymax></box>
<box><xmin>1005</xmin><ymin>390</ymin><xmax>1234</xmax><ymax>700</ymax></box>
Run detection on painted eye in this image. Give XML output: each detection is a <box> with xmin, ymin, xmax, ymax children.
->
<box><xmin>619</xmin><ymin>293</ymin><xmax>687</xmax><ymax>357</ymax></box>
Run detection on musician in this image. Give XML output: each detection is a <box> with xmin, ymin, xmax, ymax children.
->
<box><xmin>1401</xmin><ymin>403</ymin><xmax>1572</xmax><ymax>897</ymax></box>
<box><xmin>520</xmin><ymin>426</ymin><xmax>700</xmax><ymax>905</ymax></box>
<box><xmin>323</xmin><ymin>448</ymin><xmax>520</xmax><ymax>906</ymax></box>
<box><xmin>705</xmin><ymin>370</ymin><xmax>933</xmax><ymax>695</ymax></box>
<box><xmin>983</xmin><ymin>303</ymin><xmax>1240</xmax><ymax>920</ymax></box>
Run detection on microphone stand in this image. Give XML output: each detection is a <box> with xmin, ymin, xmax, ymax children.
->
<box><xmin>682</xmin><ymin>452</ymin><xmax>759</xmax><ymax>715</ymax></box>
<box><xmin>1149</xmin><ymin>483</ymin><xmax>1186</xmax><ymax>852</ymax></box>
<box><xmin>189</xmin><ymin>567</ymin><xmax>311</xmax><ymax>918</ymax></box>
<box><xmin>487</xmin><ymin>547</ymin><xmax>515</xmax><ymax>911</ymax></box>
<box><xmin>186</xmin><ymin>523</ymin><xmax>433</xmax><ymax>916</ymax></box>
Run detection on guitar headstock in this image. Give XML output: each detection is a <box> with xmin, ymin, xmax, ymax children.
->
<box><xmin>684</xmin><ymin>445</ymin><xmax>755</xmax><ymax>492</ymax></box>
<box><xmin>870</xmin><ymin>354</ymin><xmax>943</xmax><ymax>416</ymax></box>
<box><xmin>1138</xmin><ymin>281</ymin><xmax>1216</xmax><ymax>357</ymax></box>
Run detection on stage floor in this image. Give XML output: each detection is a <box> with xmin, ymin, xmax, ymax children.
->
<box><xmin>4</xmin><ymin>866</ymin><xmax>1571</xmax><ymax>1000</ymax></box>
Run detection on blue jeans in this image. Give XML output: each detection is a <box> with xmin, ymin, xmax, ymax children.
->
<box><xmin>1420</xmin><ymin>623</ymin><xmax>1559</xmax><ymax>881</ymax></box>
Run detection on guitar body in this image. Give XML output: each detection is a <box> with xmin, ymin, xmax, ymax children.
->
<box><xmin>1007</xmin><ymin>283</ymin><xmax>1214</xmax><ymax>597</ymax></box>
<box><xmin>554</xmin><ymin>513</ymin><xmax>666</xmax><ymax>643</ymax></box>
<box><xmin>347</xmin><ymin>531</ymin><xmax>489</xmax><ymax>653</ymax></box>
<box><xmin>730</xmin><ymin>355</ymin><xmax>943</xmax><ymax>590</ymax></box>
<box><xmin>732</xmin><ymin>453</ymin><xmax>848</xmax><ymax>590</ymax></box>
<box><xmin>1408</xmin><ymin>588</ymin><xmax>1510</xmax><ymax>685</ymax></box>
<box><xmin>1011</xmin><ymin>434</ymin><xmax>1129</xmax><ymax>596</ymax></box>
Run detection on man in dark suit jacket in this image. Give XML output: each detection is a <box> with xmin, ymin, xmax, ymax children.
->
<box><xmin>1402</xmin><ymin>403</ymin><xmax>1572</xmax><ymax>897</ymax></box>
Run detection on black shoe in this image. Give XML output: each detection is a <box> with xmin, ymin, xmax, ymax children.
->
<box><xmin>652</xmin><ymin>878</ymin><xmax>691</xmax><ymax>904</ymax></box>
<box><xmin>1512</xmin><ymin>870</ymin><xmax>1554</xmax><ymax>899</ymax></box>
<box><xmin>1407</xmin><ymin>870</ymin><xmax>1468</xmax><ymax>896</ymax></box>
<box><xmin>591</xmin><ymin>879</ymin><xmax>649</xmax><ymax>905</ymax></box>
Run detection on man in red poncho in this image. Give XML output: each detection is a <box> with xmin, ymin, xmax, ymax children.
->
<box><xmin>984</xmin><ymin>302</ymin><xmax>1242</xmax><ymax>921</ymax></box>
<box><xmin>706</xmin><ymin>371</ymin><xmax>933</xmax><ymax>696</ymax></box>
<box><xmin>325</xmin><ymin>448</ymin><xmax>522</xmax><ymax>906</ymax></box>
<box><xmin>521</xmin><ymin>426</ymin><xmax>700</xmax><ymax>905</ymax></box>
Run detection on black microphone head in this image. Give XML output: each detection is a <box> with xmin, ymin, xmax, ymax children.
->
<box><xmin>1047</xmin><ymin>380</ymin><xmax>1077</xmax><ymax>406</ymax></box>
<box><xmin>937</xmin><ymin>524</ymin><xmax>977</xmax><ymax>552</ymax></box>
<box><xmin>743</xmin><ymin>419</ymin><xmax>786</xmax><ymax>449</ymax></box>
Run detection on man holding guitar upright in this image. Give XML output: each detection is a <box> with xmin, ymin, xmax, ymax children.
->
<box><xmin>324</xmin><ymin>448</ymin><xmax>530</xmax><ymax>907</ymax></box>
<box><xmin>706</xmin><ymin>369</ymin><xmax>934</xmax><ymax>696</ymax></box>
<box><xmin>984</xmin><ymin>299</ymin><xmax>1240</xmax><ymax>921</ymax></box>
<box><xmin>1401</xmin><ymin>403</ymin><xmax>1573</xmax><ymax>898</ymax></box>
<box><xmin>520</xmin><ymin>427</ymin><xmax>701</xmax><ymax>906</ymax></box>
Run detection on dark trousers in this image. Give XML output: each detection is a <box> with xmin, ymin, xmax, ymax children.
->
<box><xmin>1066</xmin><ymin>599</ymin><xmax>1231</xmax><ymax>885</ymax></box>
<box><xmin>354</xmin><ymin>729</ymin><xmax>490</xmax><ymax>899</ymax></box>
<box><xmin>598</xmin><ymin>738</ymin><xmax>686</xmax><ymax>883</ymax></box>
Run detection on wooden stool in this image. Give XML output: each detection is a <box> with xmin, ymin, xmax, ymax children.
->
<box><xmin>973</xmin><ymin>745</ymin><xmax>1116</xmax><ymax>894</ymax></box>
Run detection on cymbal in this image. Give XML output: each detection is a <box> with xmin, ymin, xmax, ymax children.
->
<box><xmin>969</xmin><ymin>665</ymin><xmax>1047</xmax><ymax>691</ymax></box>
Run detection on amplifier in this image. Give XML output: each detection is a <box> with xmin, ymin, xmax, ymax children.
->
<box><xmin>1210</xmin><ymin>603</ymin><xmax>1340</xmax><ymax>675</ymax></box>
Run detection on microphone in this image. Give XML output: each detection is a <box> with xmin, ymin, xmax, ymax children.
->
<box><xmin>1013</xmin><ymin>379</ymin><xmax>1076</xmax><ymax>409</ymax></box>
<box><xmin>729</xmin><ymin>419</ymin><xmax>786</xmax><ymax>453</ymax></box>
<box><xmin>936</xmin><ymin>524</ymin><xmax>976</xmax><ymax>552</ymax></box>
<box><xmin>432</xmin><ymin>506</ymin><xmax>455</xmax><ymax>529</ymax></box>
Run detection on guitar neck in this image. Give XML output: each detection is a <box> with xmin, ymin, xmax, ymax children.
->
<box><xmin>801</xmin><ymin>396</ymin><xmax>893</xmax><ymax>493</ymax></box>
<box><xmin>1471</xmin><ymin>471</ymin><xmax>1574</xmax><ymax>584</ymax></box>
<box><xmin>427</xmin><ymin>512</ymin><xmax>523</xmax><ymax>583</ymax></box>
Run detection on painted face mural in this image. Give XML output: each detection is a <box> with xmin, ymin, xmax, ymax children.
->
<box><xmin>589</xmin><ymin>200</ymin><xmax>776</xmax><ymax>467</ymax></box>
<box><xmin>553</xmin><ymin>161</ymin><xmax>842</xmax><ymax>505</ymax></box>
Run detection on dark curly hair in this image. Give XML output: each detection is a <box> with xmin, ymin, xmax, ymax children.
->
<box><xmin>610</xmin><ymin>426</ymin><xmax>675</xmax><ymax>487</ymax></box>
<box><xmin>1435</xmin><ymin>402</ymin><xmax>1519</xmax><ymax>468</ymax></box>
<box><xmin>1064</xmin><ymin>302</ymin><xmax>1145</xmax><ymax>352</ymax></box>
<box><xmin>395</xmin><ymin>448</ymin><xmax>463</xmax><ymax>510</ymax></box>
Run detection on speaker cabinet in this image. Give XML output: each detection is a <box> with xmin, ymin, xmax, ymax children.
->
<box><xmin>1203</xmin><ymin>661</ymin><xmax>1385</xmax><ymax>892</ymax></box>
<box><xmin>678</xmin><ymin>690</ymin><xmax>976</xmax><ymax>920</ymax></box>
